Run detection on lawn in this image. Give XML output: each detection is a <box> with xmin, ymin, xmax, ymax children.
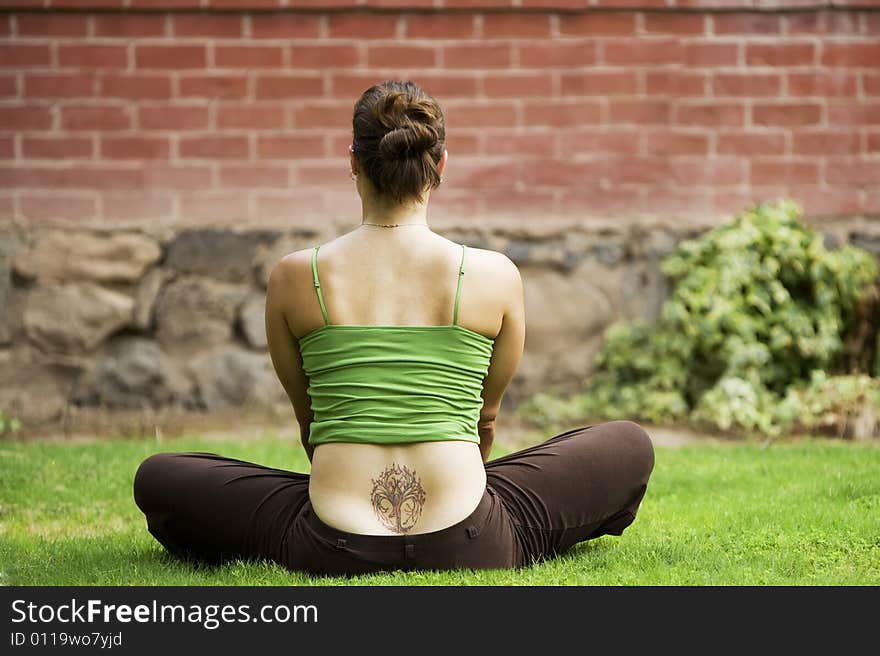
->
<box><xmin>1</xmin><ymin>434</ymin><xmax>878</xmax><ymax>585</ymax></box>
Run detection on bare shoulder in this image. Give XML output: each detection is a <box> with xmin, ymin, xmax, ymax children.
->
<box><xmin>267</xmin><ymin>246</ymin><xmax>314</xmax><ymax>297</ymax></box>
<box><xmin>465</xmin><ymin>245</ymin><xmax>522</xmax><ymax>291</ymax></box>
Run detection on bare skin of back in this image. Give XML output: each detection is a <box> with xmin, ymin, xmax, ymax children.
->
<box><xmin>267</xmin><ymin>226</ymin><xmax>525</xmax><ymax>536</ymax></box>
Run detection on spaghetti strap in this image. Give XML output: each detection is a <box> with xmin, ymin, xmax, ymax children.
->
<box><xmin>452</xmin><ymin>244</ymin><xmax>467</xmax><ymax>326</ymax></box>
<box><xmin>311</xmin><ymin>245</ymin><xmax>330</xmax><ymax>326</ymax></box>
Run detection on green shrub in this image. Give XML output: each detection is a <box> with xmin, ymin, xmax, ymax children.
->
<box><xmin>517</xmin><ymin>198</ymin><xmax>880</xmax><ymax>438</ymax></box>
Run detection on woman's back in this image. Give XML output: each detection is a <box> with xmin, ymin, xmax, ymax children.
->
<box><xmin>279</xmin><ymin>227</ymin><xmax>524</xmax><ymax>535</ymax></box>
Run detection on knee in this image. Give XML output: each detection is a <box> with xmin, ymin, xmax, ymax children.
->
<box><xmin>609</xmin><ymin>420</ymin><xmax>655</xmax><ymax>481</ymax></box>
<box><xmin>133</xmin><ymin>452</ymin><xmax>175</xmax><ymax>513</ymax></box>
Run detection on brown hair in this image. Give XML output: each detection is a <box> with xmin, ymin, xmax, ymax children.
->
<box><xmin>351</xmin><ymin>80</ymin><xmax>446</xmax><ymax>206</ymax></box>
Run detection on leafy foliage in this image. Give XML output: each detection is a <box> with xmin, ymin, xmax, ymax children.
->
<box><xmin>518</xmin><ymin>198</ymin><xmax>880</xmax><ymax>438</ymax></box>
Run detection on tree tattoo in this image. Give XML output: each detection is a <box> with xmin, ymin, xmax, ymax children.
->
<box><xmin>370</xmin><ymin>463</ymin><xmax>427</xmax><ymax>534</ymax></box>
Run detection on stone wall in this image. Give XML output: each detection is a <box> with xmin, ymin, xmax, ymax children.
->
<box><xmin>3</xmin><ymin>212</ymin><xmax>879</xmax><ymax>433</ymax></box>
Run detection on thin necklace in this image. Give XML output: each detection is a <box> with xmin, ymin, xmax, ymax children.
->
<box><xmin>360</xmin><ymin>222</ymin><xmax>429</xmax><ymax>228</ymax></box>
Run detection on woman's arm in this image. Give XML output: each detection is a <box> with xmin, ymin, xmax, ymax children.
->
<box><xmin>265</xmin><ymin>257</ymin><xmax>315</xmax><ymax>463</ymax></box>
<box><xmin>478</xmin><ymin>254</ymin><xmax>526</xmax><ymax>463</ymax></box>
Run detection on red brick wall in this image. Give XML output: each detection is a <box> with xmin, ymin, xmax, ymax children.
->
<box><xmin>1</xmin><ymin>1</ymin><xmax>878</xmax><ymax>228</ymax></box>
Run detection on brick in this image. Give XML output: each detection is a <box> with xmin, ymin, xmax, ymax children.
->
<box><xmin>363</xmin><ymin>0</ymin><xmax>432</xmax><ymax>7</ymax></box>
<box><xmin>792</xmin><ymin>132</ymin><xmax>860</xmax><ymax>155</ymax></box>
<box><xmin>19</xmin><ymin>195</ymin><xmax>97</xmax><ymax>222</ymax></box>
<box><xmin>717</xmin><ymin>132</ymin><xmax>787</xmax><ymax>156</ymax></box>
<box><xmin>645</xmin><ymin>71</ymin><xmax>706</xmax><ymax>96</ymax></box>
<box><xmin>669</xmin><ymin>158</ymin><xmax>745</xmax><ymax>186</ymax></box>
<box><xmin>22</xmin><ymin>136</ymin><xmax>93</xmax><ymax>159</ymax></box>
<box><xmin>561</xmin><ymin>70</ymin><xmax>638</xmax><ymax>95</ymax></box>
<box><xmin>395</xmin><ymin>74</ymin><xmax>479</xmax><ymax>98</ymax></box>
<box><xmin>524</xmin><ymin>158</ymin><xmax>607</xmax><ymax>187</ymax></box>
<box><xmin>94</xmin><ymin>13</ymin><xmax>166</xmax><ymax>37</ymax></box>
<box><xmin>215</xmin><ymin>46</ymin><xmax>284</xmax><ymax>69</ymax></box>
<box><xmin>439</xmin><ymin>131</ymin><xmax>480</xmax><ymax>155</ymax></box>
<box><xmin>557</xmin><ymin>12</ymin><xmax>636</xmax><ymax>36</ymax></box>
<box><xmin>480</xmin><ymin>131</ymin><xmax>556</xmax><ymax>157</ymax></box>
<box><xmin>644</xmin><ymin>132</ymin><xmax>710</xmax><ymax>156</ymax></box>
<box><xmin>180</xmin><ymin>135</ymin><xmax>250</xmax><ymax>159</ymax></box>
<box><xmin>0</xmin><ymin>75</ymin><xmax>17</xmax><ymax>96</ymax></box>
<box><xmin>788</xmin><ymin>71</ymin><xmax>857</xmax><ymax>97</ymax></box>
<box><xmin>179</xmin><ymin>192</ymin><xmax>250</xmax><ymax>223</ymax></box>
<box><xmin>101</xmin><ymin>191</ymin><xmax>174</xmax><ymax>220</ymax></box>
<box><xmin>141</xmin><ymin>165</ymin><xmax>213</xmax><ymax>190</ymax></box>
<box><xmin>0</xmin><ymin>45</ymin><xmax>50</xmax><ymax>68</ymax></box>
<box><xmin>750</xmin><ymin>159</ymin><xmax>820</xmax><ymax>185</ymax></box>
<box><xmin>217</xmin><ymin>104</ymin><xmax>285</xmax><ymax>129</ymax></box>
<box><xmin>296</xmin><ymin>162</ymin><xmax>354</xmax><ymax>185</ymax></box>
<box><xmin>752</xmin><ymin>102</ymin><xmax>822</xmax><ymax>126</ymax></box>
<box><xmin>101</xmin><ymin>74</ymin><xmax>172</xmax><ymax>100</ymax></box>
<box><xmin>328</xmin><ymin>14</ymin><xmax>399</xmax><ymax>39</ymax></box>
<box><xmin>518</xmin><ymin>42</ymin><xmax>595</xmax><ymax>68</ymax></box>
<box><xmin>448</xmin><ymin>160</ymin><xmax>518</xmax><ymax>187</ymax></box>
<box><xmin>866</xmin><ymin>73</ymin><xmax>880</xmax><ymax>95</ymax></box>
<box><xmin>0</xmin><ymin>166</ymin><xmax>141</xmax><ymax>191</ymax></box>
<box><xmin>713</xmin><ymin>12</ymin><xmax>782</xmax><ymax>35</ymax></box>
<box><xmin>135</xmin><ymin>45</ymin><xmax>206</xmax><ymax>70</ymax></box>
<box><xmin>483</xmin><ymin>73</ymin><xmax>552</xmax><ymax>97</ymax></box>
<box><xmin>0</xmin><ymin>105</ymin><xmax>52</xmax><ymax>130</ymax></box>
<box><xmin>292</xmin><ymin>102</ymin><xmax>353</xmax><ymax>128</ymax></box>
<box><xmin>140</xmin><ymin>105</ymin><xmax>211</xmax><ymax>130</ymax></box>
<box><xmin>522</xmin><ymin>100</ymin><xmax>602</xmax><ymax>126</ymax></box>
<box><xmin>255</xmin><ymin>191</ymin><xmax>327</xmax><ymax>221</ymax></box>
<box><xmin>475</xmin><ymin>188</ymin><xmax>558</xmax><ymax>218</ymax></box>
<box><xmin>442</xmin><ymin>0</ymin><xmax>509</xmax><ymax>6</ymax></box>
<box><xmin>256</xmin><ymin>75</ymin><xmax>323</xmax><ymax>99</ymax></box>
<box><xmin>289</xmin><ymin>45</ymin><xmax>360</xmax><ymax>68</ymax></box>
<box><xmin>25</xmin><ymin>74</ymin><xmax>95</xmax><ymax>98</ymax></box>
<box><xmin>712</xmin><ymin>73</ymin><xmax>782</xmax><ymax>97</ymax></box>
<box><xmin>609</xmin><ymin>100</ymin><xmax>672</xmax><ymax>125</ymax></box>
<box><xmin>173</xmin><ymin>14</ymin><xmax>243</xmax><ymax>38</ymax></box>
<box><xmin>786</xmin><ymin>11</ymin><xmax>860</xmax><ymax>35</ymax></box>
<box><xmin>822</xmin><ymin>42</ymin><xmax>880</xmax><ymax>67</ymax></box>
<box><xmin>746</xmin><ymin>43</ymin><xmax>816</xmax><ymax>67</ymax></box>
<box><xmin>520</xmin><ymin>0</ymin><xmax>588</xmax><ymax>8</ymax></box>
<box><xmin>867</xmin><ymin>132</ymin><xmax>880</xmax><ymax>152</ymax></box>
<box><xmin>828</xmin><ymin>101</ymin><xmax>880</xmax><ymax>125</ymax></box>
<box><xmin>675</xmin><ymin>102</ymin><xmax>745</xmax><ymax>127</ymax></box>
<box><xmin>101</xmin><ymin>136</ymin><xmax>171</xmax><ymax>159</ymax></box>
<box><xmin>604</xmin><ymin>39</ymin><xmax>683</xmax><ymax>65</ymax></box>
<box><xmin>178</xmin><ymin>74</ymin><xmax>248</xmax><ymax>99</ymax></box>
<box><xmin>605</xmin><ymin>156</ymin><xmax>673</xmax><ymax>186</ymax></box>
<box><xmin>443</xmin><ymin>102</ymin><xmax>517</xmax><ymax>128</ymax></box>
<box><xmin>128</xmin><ymin>0</ymin><xmax>201</xmax><ymax>6</ymax></box>
<box><xmin>558</xmin><ymin>130</ymin><xmax>640</xmax><ymax>157</ymax></box>
<box><xmin>444</xmin><ymin>44</ymin><xmax>511</xmax><ymax>68</ymax></box>
<box><xmin>483</xmin><ymin>14</ymin><xmax>552</xmax><ymax>38</ymax></box>
<box><xmin>210</xmin><ymin>0</ymin><xmax>281</xmax><ymax>7</ymax></box>
<box><xmin>643</xmin><ymin>13</ymin><xmax>705</xmax><ymax>35</ymax></box>
<box><xmin>17</xmin><ymin>13</ymin><xmax>89</xmax><ymax>36</ymax></box>
<box><xmin>258</xmin><ymin>135</ymin><xmax>325</xmax><ymax>158</ymax></box>
<box><xmin>220</xmin><ymin>165</ymin><xmax>290</xmax><ymax>188</ymax></box>
<box><xmin>368</xmin><ymin>45</ymin><xmax>436</xmax><ymax>68</ymax></box>
<box><xmin>58</xmin><ymin>45</ymin><xmax>128</xmax><ymax>69</ymax></box>
<box><xmin>683</xmin><ymin>42</ymin><xmax>739</xmax><ymax>67</ymax></box>
<box><xmin>61</xmin><ymin>105</ymin><xmax>131</xmax><ymax>131</ymax></box>
<box><xmin>251</xmin><ymin>14</ymin><xmax>322</xmax><ymax>39</ymax></box>
<box><xmin>405</xmin><ymin>14</ymin><xmax>477</xmax><ymax>39</ymax></box>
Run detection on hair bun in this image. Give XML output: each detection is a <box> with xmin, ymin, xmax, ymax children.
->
<box><xmin>378</xmin><ymin>123</ymin><xmax>437</xmax><ymax>160</ymax></box>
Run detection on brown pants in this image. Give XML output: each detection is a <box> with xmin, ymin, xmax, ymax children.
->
<box><xmin>133</xmin><ymin>420</ymin><xmax>655</xmax><ymax>576</ymax></box>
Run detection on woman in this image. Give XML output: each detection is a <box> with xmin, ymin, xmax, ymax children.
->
<box><xmin>133</xmin><ymin>80</ymin><xmax>655</xmax><ymax>576</ymax></box>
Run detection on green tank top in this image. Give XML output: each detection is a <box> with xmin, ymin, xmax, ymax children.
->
<box><xmin>299</xmin><ymin>243</ymin><xmax>495</xmax><ymax>447</ymax></box>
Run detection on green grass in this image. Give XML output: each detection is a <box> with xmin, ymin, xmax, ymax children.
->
<box><xmin>1</xmin><ymin>435</ymin><xmax>878</xmax><ymax>585</ymax></box>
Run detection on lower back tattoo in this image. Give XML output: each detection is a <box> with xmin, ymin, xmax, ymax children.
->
<box><xmin>370</xmin><ymin>463</ymin><xmax>427</xmax><ymax>533</ymax></box>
